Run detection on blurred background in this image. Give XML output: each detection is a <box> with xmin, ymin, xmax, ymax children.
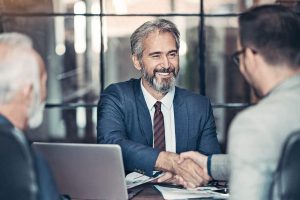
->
<box><xmin>0</xmin><ymin>0</ymin><xmax>298</xmax><ymax>152</ymax></box>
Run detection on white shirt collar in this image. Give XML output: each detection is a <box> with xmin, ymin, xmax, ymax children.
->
<box><xmin>140</xmin><ymin>79</ymin><xmax>175</xmax><ymax>110</ymax></box>
<box><xmin>12</xmin><ymin>127</ymin><xmax>27</xmax><ymax>146</ymax></box>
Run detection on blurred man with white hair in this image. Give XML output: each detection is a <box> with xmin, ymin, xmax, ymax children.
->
<box><xmin>0</xmin><ymin>33</ymin><xmax>60</xmax><ymax>200</ymax></box>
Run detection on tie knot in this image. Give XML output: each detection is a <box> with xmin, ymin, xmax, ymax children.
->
<box><xmin>154</xmin><ymin>101</ymin><xmax>162</xmax><ymax>111</ymax></box>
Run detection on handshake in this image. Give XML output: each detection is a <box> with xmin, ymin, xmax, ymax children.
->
<box><xmin>154</xmin><ymin>151</ymin><xmax>210</xmax><ymax>188</ymax></box>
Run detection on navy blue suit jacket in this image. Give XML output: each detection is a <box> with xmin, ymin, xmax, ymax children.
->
<box><xmin>0</xmin><ymin>115</ymin><xmax>61</xmax><ymax>200</ymax></box>
<box><xmin>97</xmin><ymin>79</ymin><xmax>221</xmax><ymax>176</ymax></box>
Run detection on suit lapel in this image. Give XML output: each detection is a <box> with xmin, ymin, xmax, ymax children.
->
<box><xmin>134</xmin><ymin>80</ymin><xmax>153</xmax><ymax>145</ymax></box>
<box><xmin>174</xmin><ymin>88</ymin><xmax>189</xmax><ymax>153</ymax></box>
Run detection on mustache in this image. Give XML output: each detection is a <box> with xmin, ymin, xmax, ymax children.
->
<box><xmin>153</xmin><ymin>67</ymin><xmax>176</xmax><ymax>74</ymax></box>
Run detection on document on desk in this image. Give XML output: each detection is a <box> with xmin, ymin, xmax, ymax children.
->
<box><xmin>126</xmin><ymin>172</ymin><xmax>164</xmax><ymax>189</ymax></box>
<box><xmin>154</xmin><ymin>185</ymin><xmax>229</xmax><ymax>199</ymax></box>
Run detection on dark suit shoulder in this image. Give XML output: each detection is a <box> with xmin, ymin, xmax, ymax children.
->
<box><xmin>0</xmin><ymin>131</ymin><xmax>34</xmax><ymax>199</ymax></box>
<box><xmin>101</xmin><ymin>79</ymin><xmax>139</xmax><ymax>103</ymax></box>
<box><xmin>0</xmin><ymin>129</ymin><xmax>25</xmax><ymax>158</ymax></box>
<box><xmin>0</xmin><ymin>125</ymin><xmax>28</xmax><ymax>173</ymax></box>
<box><xmin>104</xmin><ymin>79</ymin><xmax>139</xmax><ymax>92</ymax></box>
<box><xmin>98</xmin><ymin>79</ymin><xmax>141</xmax><ymax>122</ymax></box>
<box><xmin>175</xmin><ymin>87</ymin><xmax>210</xmax><ymax>105</ymax></box>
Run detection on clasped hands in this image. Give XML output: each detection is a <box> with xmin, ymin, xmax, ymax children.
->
<box><xmin>154</xmin><ymin>151</ymin><xmax>211</xmax><ymax>188</ymax></box>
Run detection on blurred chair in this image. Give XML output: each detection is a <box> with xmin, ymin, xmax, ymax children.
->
<box><xmin>270</xmin><ymin>130</ymin><xmax>300</xmax><ymax>200</ymax></box>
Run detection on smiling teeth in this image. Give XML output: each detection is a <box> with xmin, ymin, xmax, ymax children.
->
<box><xmin>157</xmin><ymin>72</ymin><xmax>169</xmax><ymax>75</ymax></box>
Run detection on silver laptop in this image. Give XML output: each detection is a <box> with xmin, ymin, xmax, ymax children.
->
<box><xmin>32</xmin><ymin>143</ymin><xmax>128</xmax><ymax>200</ymax></box>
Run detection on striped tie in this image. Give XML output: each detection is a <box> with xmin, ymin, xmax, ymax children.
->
<box><xmin>153</xmin><ymin>101</ymin><xmax>165</xmax><ymax>151</ymax></box>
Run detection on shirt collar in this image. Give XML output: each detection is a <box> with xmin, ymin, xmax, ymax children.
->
<box><xmin>0</xmin><ymin>114</ymin><xmax>27</xmax><ymax>145</ymax></box>
<box><xmin>140</xmin><ymin>79</ymin><xmax>175</xmax><ymax>110</ymax></box>
<box><xmin>12</xmin><ymin>127</ymin><xmax>27</xmax><ymax>146</ymax></box>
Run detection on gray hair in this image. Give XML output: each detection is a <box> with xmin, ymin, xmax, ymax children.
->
<box><xmin>0</xmin><ymin>32</ymin><xmax>40</xmax><ymax>104</ymax></box>
<box><xmin>130</xmin><ymin>19</ymin><xmax>180</xmax><ymax>60</ymax></box>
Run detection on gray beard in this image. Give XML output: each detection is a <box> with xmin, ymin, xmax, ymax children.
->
<box><xmin>28</xmin><ymin>93</ymin><xmax>45</xmax><ymax>129</ymax></box>
<box><xmin>141</xmin><ymin>66</ymin><xmax>176</xmax><ymax>94</ymax></box>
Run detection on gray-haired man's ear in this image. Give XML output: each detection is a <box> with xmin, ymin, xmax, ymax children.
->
<box><xmin>132</xmin><ymin>55</ymin><xmax>142</xmax><ymax>71</ymax></box>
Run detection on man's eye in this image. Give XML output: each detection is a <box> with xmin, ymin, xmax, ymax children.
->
<box><xmin>168</xmin><ymin>53</ymin><xmax>177</xmax><ymax>58</ymax></box>
<box><xmin>151</xmin><ymin>55</ymin><xmax>160</xmax><ymax>59</ymax></box>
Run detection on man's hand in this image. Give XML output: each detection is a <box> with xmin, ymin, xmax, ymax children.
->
<box><xmin>175</xmin><ymin>158</ymin><xmax>209</xmax><ymax>188</ymax></box>
<box><xmin>155</xmin><ymin>172</ymin><xmax>180</xmax><ymax>185</ymax></box>
<box><xmin>179</xmin><ymin>151</ymin><xmax>207</xmax><ymax>168</ymax></box>
<box><xmin>178</xmin><ymin>151</ymin><xmax>211</xmax><ymax>187</ymax></box>
<box><xmin>154</xmin><ymin>152</ymin><xmax>182</xmax><ymax>185</ymax></box>
<box><xmin>155</xmin><ymin>151</ymin><xmax>207</xmax><ymax>188</ymax></box>
<box><xmin>155</xmin><ymin>151</ymin><xmax>180</xmax><ymax>172</ymax></box>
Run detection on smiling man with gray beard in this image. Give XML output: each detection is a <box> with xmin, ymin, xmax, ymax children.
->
<box><xmin>97</xmin><ymin>19</ymin><xmax>221</xmax><ymax>188</ymax></box>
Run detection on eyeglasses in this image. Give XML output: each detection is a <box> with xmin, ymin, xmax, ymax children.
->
<box><xmin>231</xmin><ymin>49</ymin><xmax>246</xmax><ymax>67</ymax></box>
<box><xmin>231</xmin><ymin>48</ymin><xmax>257</xmax><ymax>67</ymax></box>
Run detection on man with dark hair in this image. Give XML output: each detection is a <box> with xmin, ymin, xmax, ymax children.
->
<box><xmin>97</xmin><ymin>19</ymin><xmax>221</xmax><ymax>187</ymax></box>
<box><xmin>178</xmin><ymin>4</ymin><xmax>300</xmax><ymax>199</ymax></box>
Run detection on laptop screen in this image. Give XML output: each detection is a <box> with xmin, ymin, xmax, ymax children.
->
<box><xmin>32</xmin><ymin>143</ymin><xmax>128</xmax><ymax>200</ymax></box>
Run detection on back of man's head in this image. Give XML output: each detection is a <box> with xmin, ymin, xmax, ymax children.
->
<box><xmin>0</xmin><ymin>32</ymin><xmax>40</xmax><ymax>105</ymax></box>
<box><xmin>239</xmin><ymin>4</ymin><xmax>300</xmax><ymax>69</ymax></box>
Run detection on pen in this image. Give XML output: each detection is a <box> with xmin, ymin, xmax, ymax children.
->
<box><xmin>212</xmin><ymin>188</ymin><xmax>229</xmax><ymax>194</ymax></box>
<box><xmin>156</xmin><ymin>183</ymin><xmax>185</xmax><ymax>189</ymax></box>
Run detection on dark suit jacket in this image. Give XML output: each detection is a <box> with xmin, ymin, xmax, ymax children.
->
<box><xmin>97</xmin><ymin>79</ymin><xmax>221</xmax><ymax>176</ymax></box>
<box><xmin>0</xmin><ymin>115</ymin><xmax>60</xmax><ymax>200</ymax></box>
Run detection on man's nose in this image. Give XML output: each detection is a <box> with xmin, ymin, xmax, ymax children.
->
<box><xmin>161</xmin><ymin>54</ymin><xmax>170</xmax><ymax>68</ymax></box>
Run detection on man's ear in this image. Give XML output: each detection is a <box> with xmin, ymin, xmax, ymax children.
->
<box><xmin>244</xmin><ymin>48</ymin><xmax>257</xmax><ymax>72</ymax></box>
<box><xmin>22</xmin><ymin>84</ymin><xmax>33</xmax><ymax>105</ymax></box>
<box><xmin>132</xmin><ymin>55</ymin><xmax>142</xmax><ymax>70</ymax></box>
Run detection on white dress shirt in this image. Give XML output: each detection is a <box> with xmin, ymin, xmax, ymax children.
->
<box><xmin>140</xmin><ymin>80</ymin><xmax>176</xmax><ymax>152</ymax></box>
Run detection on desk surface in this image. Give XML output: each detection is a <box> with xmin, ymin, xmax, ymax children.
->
<box><xmin>131</xmin><ymin>183</ymin><xmax>164</xmax><ymax>200</ymax></box>
<box><xmin>131</xmin><ymin>182</ymin><xmax>228</xmax><ymax>200</ymax></box>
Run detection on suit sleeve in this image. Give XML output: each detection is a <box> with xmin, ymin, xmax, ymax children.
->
<box><xmin>228</xmin><ymin>112</ymin><xmax>273</xmax><ymax>200</ymax></box>
<box><xmin>0</xmin><ymin>134</ymin><xmax>35</xmax><ymax>200</ymax></box>
<box><xmin>210</xmin><ymin>154</ymin><xmax>229</xmax><ymax>181</ymax></box>
<box><xmin>197</xmin><ymin>99</ymin><xmax>222</xmax><ymax>155</ymax></box>
<box><xmin>32</xmin><ymin>151</ymin><xmax>61</xmax><ymax>200</ymax></box>
<box><xmin>97</xmin><ymin>85</ymin><xmax>160</xmax><ymax>176</ymax></box>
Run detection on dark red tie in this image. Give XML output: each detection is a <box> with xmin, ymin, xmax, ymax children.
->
<box><xmin>153</xmin><ymin>101</ymin><xmax>165</xmax><ymax>151</ymax></box>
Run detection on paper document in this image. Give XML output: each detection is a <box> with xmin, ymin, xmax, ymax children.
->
<box><xmin>155</xmin><ymin>185</ymin><xmax>229</xmax><ymax>199</ymax></box>
<box><xmin>126</xmin><ymin>171</ymin><xmax>164</xmax><ymax>189</ymax></box>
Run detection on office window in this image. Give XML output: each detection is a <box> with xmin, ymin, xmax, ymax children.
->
<box><xmin>1</xmin><ymin>0</ymin><xmax>286</xmax><ymax>150</ymax></box>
